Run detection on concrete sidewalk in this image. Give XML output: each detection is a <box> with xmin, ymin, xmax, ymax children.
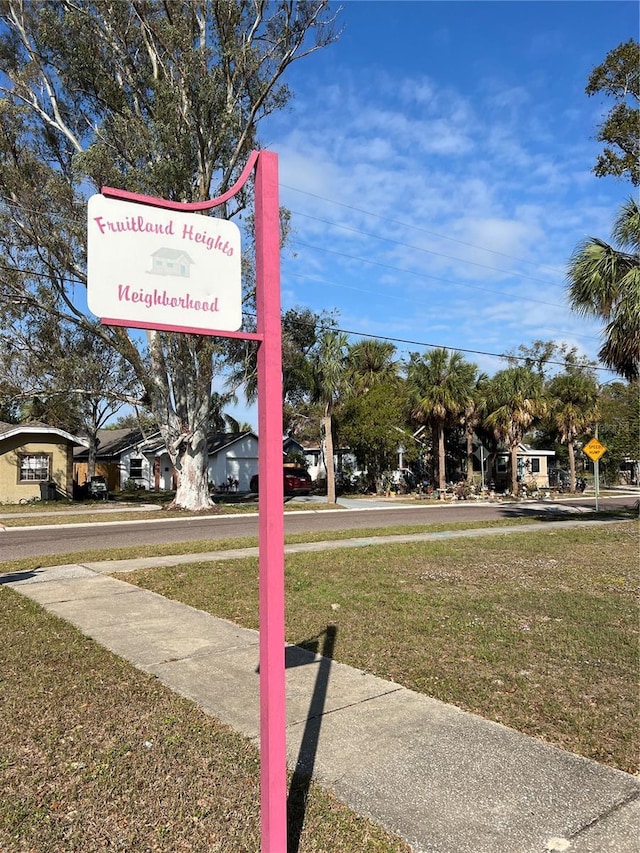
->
<box><xmin>3</xmin><ymin>559</ymin><xmax>639</xmax><ymax>853</ymax></box>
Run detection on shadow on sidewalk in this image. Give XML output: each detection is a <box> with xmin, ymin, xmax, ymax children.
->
<box><xmin>286</xmin><ymin>625</ymin><xmax>337</xmax><ymax>853</ymax></box>
<box><xmin>0</xmin><ymin>569</ymin><xmax>39</xmax><ymax>585</ymax></box>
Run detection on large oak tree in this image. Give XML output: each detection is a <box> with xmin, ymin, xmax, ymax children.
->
<box><xmin>586</xmin><ymin>38</ymin><xmax>639</xmax><ymax>185</ymax></box>
<box><xmin>0</xmin><ymin>0</ymin><xmax>339</xmax><ymax>509</ymax></box>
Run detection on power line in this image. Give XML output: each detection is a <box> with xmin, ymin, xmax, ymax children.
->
<box><xmin>1</xmin><ymin>249</ymin><xmax>566</xmax><ymax>320</ymax></box>
<box><xmin>0</xmin><ymin>185</ymin><xmax>583</xmax><ymax>286</ymax></box>
<box><xmin>2</xmin><ymin>189</ymin><xmax>569</xmax><ymax>311</ymax></box>
<box><xmin>290</xmin><ymin>239</ymin><xmax>567</xmax><ymax>310</ymax></box>
<box><xmin>289</xmin><ymin>209</ymin><xmax>564</xmax><ymax>290</ymax></box>
<box><xmin>0</xmin><ymin>188</ymin><xmax>583</xmax><ymax>314</ymax></box>
<box><xmin>0</xmin><ymin>204</ymin><xmax>611</xmax><ymax>372</ymax></box>
<box><xmin>281</xmin><ymin>183</ymin><xmax>568</xmax><ymax>277</ymax></box>
<box><xmin>0</xmin><ymin>260</ymin><xmax>609</xmax><ymax>371</ymax></box>
<box><xmin>0</xmin><ymin>195</ymin><xmax>87</xmax><ymax>223</ymax></box>
<box><xmin>0</xmin><ymin>262</ymin><xmax>85</xmax><ymax>287</ymax></box>
<box><xmin>285</xmin><ymin>269</ymin><xmax>602</xmax><ymax>343</ymax></box>
<box><xmin>243</xmin><ymin>310</ymin><xmax>615</xmax><ymax>375</ymax></box>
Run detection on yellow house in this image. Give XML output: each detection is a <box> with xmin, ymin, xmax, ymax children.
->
<box><xmin>493</xmin><ymin>443</ymin><xmax>556</xmax><ymax>491</ymax></box>
<box><xmin>0</xmin><ymin>422</ymin><xmax>87</xmax><ymax>503</ymax></box>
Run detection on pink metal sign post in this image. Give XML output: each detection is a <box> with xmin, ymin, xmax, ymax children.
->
<box><xmin>90</xmin><ymin>151</ymin><xmax>287</xmax><ymax>852</ymax></box>
<box><xmin>253</xmin><ymin>152</ymin><xmax>287</xmax><ymax>851</ymax></box>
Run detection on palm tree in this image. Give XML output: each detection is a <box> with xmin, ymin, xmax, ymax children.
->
<box><xmin>208</xmin><ymin>390</ymin><xmax>240</xmax><ymax>432</ymax></box>
<box><xmin>484</xmin><ymin>367</ymin><xmax>547</xmax><ymax>494</ymax></box>
<box><xmin>547</xmin><ymin>371</ymin><xmax>599</xmax><ymax>491</ymax></box>
<box><xmin>346</xmin><ymin>339</ymin><xmax>398</xmax><ymax>393</ymax></box>
<box><xmin>566</xmin><ymin>197</ymin><xmax>640</xmax><ymax>381</ymax></box>
<box><xmin>311</xmin><ymin>330</ymin><xmax>349</xmax><ymax>504</ymax></box>
<box><xmin>407</xmin><ymin>348</ymin><xmax>478</xmax><ymax>491</ymax></box>
<box><xmin>462</xmin><ymin>373</ymin><xmax>488</xmax><ymax>485</ymax></box>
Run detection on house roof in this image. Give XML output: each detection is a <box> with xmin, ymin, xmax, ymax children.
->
<box><xmin>516</xmin><ymin>443</ymin><xmax>555</xmax><ymax>457</ymax></box>
<box><xmin>73</xmin><ymin>427</ymin><xmax>151</xmax><ymax>460</ymax></box>
<box><xmin>151</xmin><ymin>248</ymin><xmax>194</xmax><ymax>262</ymax></box>
<box><xmin>208</xmin><ymin>431</ymin><xmax>257</xmax><ymax>454</ymax></box>
<box><xmin>474</xmin><ymin>437</ymin><xmax>555</xmax><ymax>457</ymax></box>
<box><xmin>74</xmin><ymin>428</ymin><xmax>258</xmax><ymax>460</ymax></box>
<box><xmin>143</xmin><ymin>430</ymin><xmax>258</xmax><ymax>455</ymax></box>
<box><xmin>0</xmin><ymin>421</ymin><xmax>88</xmax><ymax>446</ymax></box>
<box><xmin>284</xmin><ymin>437</ymin><xmax>351</xmax><ymax>454</ymax></box>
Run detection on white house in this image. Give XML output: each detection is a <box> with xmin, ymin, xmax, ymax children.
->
<box><xmin>283</xmin><ymin>436</ymin><xmax>356</xmax><ymax>483</ymax></box>
<box><xmin>205</xmin><ymin>432</ymin><xmax>258</xmax><ymax>491</ymax></box>
<box><xmin>75</xmin><ymin>429</ymin><xmax>258</xmax><ymax>493</ymax></box>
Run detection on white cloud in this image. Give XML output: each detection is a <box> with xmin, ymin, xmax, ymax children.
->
<box><xmin>398</xmin><ymin>77</ymin><xmax>436</xmax><ymax>106</ymax></box>
<box><xmin>485</xmin><ymin>84</ymin><xmax>531</xmax><ymax>112</ymax></box>
<box><xmin>264</xmin><ymin>35</ymin><xmax>629</xmax><ymax>376</ymax></box>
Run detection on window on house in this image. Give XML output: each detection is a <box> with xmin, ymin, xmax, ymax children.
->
<box><xmin>530</xmin><ymin>458</ymin><xmax>540</xmax><ymax>474</ymax></box>
<box><xmin>129</xmin><ymin>458</ymin><xmax>144</xmax><ymax>479</ymax></box>
<box><xmin>497</xmin><ymin>457</ymin><xmax>508</xmax><ymax>473</ymax></box>
<box><xmin>19</xmin><ymin>454</ymin><xmax>50</xmax><ymax>482</ymax></box>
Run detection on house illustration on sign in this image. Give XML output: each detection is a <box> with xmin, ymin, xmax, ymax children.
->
<box><xmin>150</xmin><ymin>248</ymin><xmax>194</xmax><ymax>278</ymax></box>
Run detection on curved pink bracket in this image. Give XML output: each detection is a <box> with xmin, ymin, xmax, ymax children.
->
<box><xmin>101</xmin><ymin>150</ymin><xmax>260</xmax><ymax>211</ymax></box>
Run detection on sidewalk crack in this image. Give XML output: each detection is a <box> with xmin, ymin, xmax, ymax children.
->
<box><xmin>287</xmin><ymin>686</ymin><xmax>405</xmax><ymax>727</ymax></box>
<box><xmin>568</xmin><ymin>788</ymin><xmax>640</xmax><ymax>842</ymax></box>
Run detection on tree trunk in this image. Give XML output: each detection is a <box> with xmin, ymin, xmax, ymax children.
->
<box><xmin>466</xmin><ymin>427</ymin><xmax>474</xmax><ymax>484</ymax></box>
<box><xmin>510</xmin><ymin>444</ymin><xmax>519</xmax><ymax>494</ymax></box>
<box><xmin>145</xmin><ymin>330</ymin><xmax>215</xmax><ymax>512</ymax></box>
<box><xmin>568</xmin><ymin>438</ymin><xmax>576</xmax><ymax>492</ymax></box>
<box><xmin>428</xmin><ymin>425</ymin><xmax>437</xmax><ymax>487</ymax></box>
<box><xmin>487</xmin><ymin>452</ymin><xmax>497</xmax><ymax>488</ymax></box>
<box><xmin>167</xmin><ymin>427</ymin><xmax>213</xmax><ymax>511</ymax></box>
<box><xmin>87</xmin><ymin>429</ymin><xmax>98</xmax><ymax>481</ymax></box>
<box><xmin>322</xmin><ymin>412</ymin><xmax>336</xmax><ymax>505</ymax></box>
<box><xmin>438</xmin><ymin>424</ymin><xmax>446</xmax><ymax>491</ymax></box>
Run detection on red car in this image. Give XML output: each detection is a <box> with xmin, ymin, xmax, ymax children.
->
<box><xmin>249</xmin><ymin>467</ymin><xmax>312</xmax><ymax>496</ymax></box>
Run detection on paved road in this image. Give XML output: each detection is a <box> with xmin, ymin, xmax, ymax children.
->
<box><xmin>1</xmin><ymin>495</ymin><xmax>635</xmax><ymax>562</ymax></box>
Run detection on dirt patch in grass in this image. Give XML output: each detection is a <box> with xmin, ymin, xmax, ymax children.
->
<box><xmin>122</xmin><ymin>521</ymin><xmax>639</xmax><ymax>774</ymax></box>
<box><xmin>0</xmin><ymin>589</ymin><xmax>409</xmax><ymax>853</ymax></box>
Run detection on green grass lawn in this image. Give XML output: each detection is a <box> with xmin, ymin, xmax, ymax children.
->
<box><xmin>1</xmin><ymin>515</ymin><xmax>637</xmax><ymax>851</ymax></box>
<box><xmin>0</xmin><ymin>590</ymin><xmax>410</xmax><ymax>853</ymax></box>
<box><xmin>121</xmin><ymin>521</ymin><xmax>639</xmax><ymax>775</ymax></box>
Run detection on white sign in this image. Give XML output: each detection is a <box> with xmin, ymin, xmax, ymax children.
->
<box><xmin>87</xmin><ymin>195</ymin><xmax>242</xmax><ymax>333</ymax></box>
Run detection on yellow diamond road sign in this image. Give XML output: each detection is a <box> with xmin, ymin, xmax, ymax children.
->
<box><xmin>583</xmin><ymin>437</ymin><xmax>607</xmax><ymax>462</ymax></box>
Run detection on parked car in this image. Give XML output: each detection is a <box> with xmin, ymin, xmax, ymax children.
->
<box><xmin>249</xmin><ymin>466</ymin><xmax>312</xmax><ymax>496</ymax></box>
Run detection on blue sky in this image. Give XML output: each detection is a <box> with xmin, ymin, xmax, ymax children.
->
<box><xmin>245</xmin><ymin>0</ymin><xmax>637</xmax><ymax>415</ymax></box>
